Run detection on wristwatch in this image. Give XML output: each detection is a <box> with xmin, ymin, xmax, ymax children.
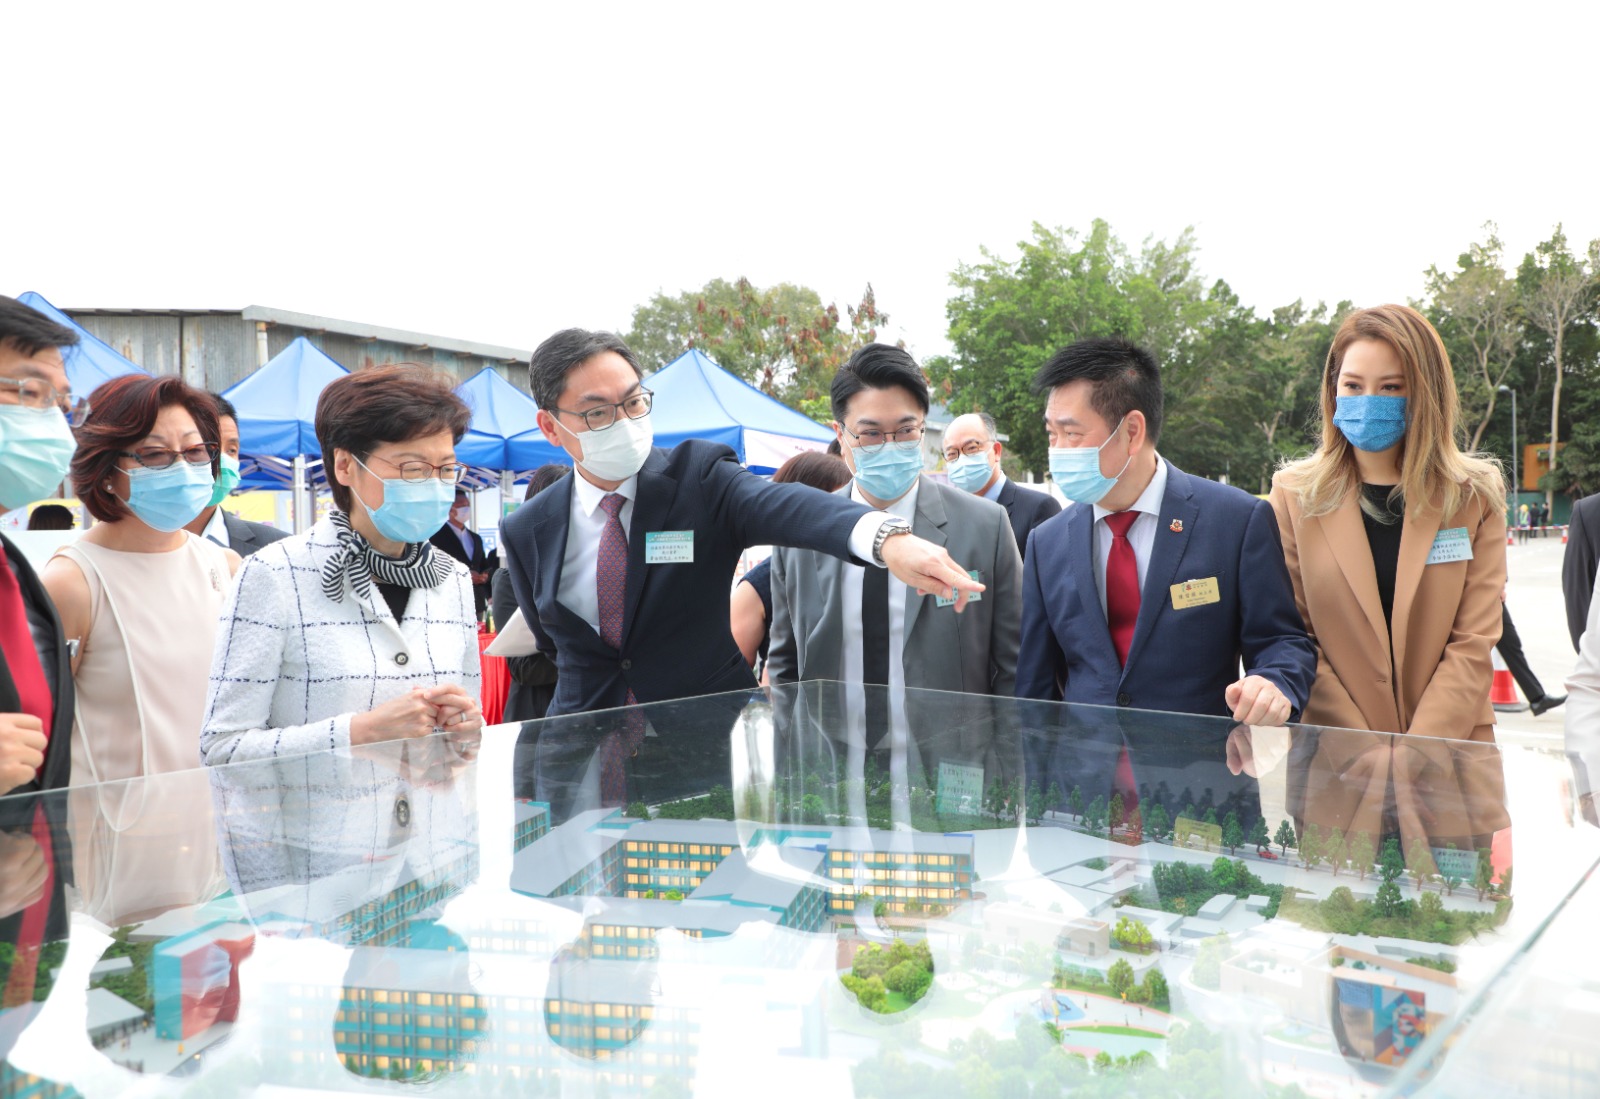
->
<box><xmin>871</xmin><ymin>517</ymin><xmax>914</xmax><ymax>566</ymax></box>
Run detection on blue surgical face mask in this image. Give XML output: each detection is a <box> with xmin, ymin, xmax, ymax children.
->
<box><xmin>0</xmin><ymin>404</ymin><xmax>76</xmax><ymax>510</ymax></box>
<box><xmin>124</xmin><ymin>460</ymin><xmax>215</xmax><ymax>532</ymax></box>
<box><xmin>207</xmin><ymin>453</ymin><xmax>242</xmax><ymax>507</ymax></box>
<box><xmin>353</xmin><ymin>456</ymin><xmax>456</xmax><ymax>544</ymax></box>
<box><xmin>1334</xmin><ymin>395</ymin><xmax>1408</xmax><ymax>453</ymax></box>
<box><xmin>851</xmin><ymin>440</ymin><xmax>924</xmax><ymax>502</ymax></box>
<box><xmin>1048</xmin><ymin>417</ymin><xmax>1131</xmax><ymax>506</ymax></box>
<box><xmin>946</xmin><ymin>450</ymin><xmax>995</xmax><ymax>494</ymax></box>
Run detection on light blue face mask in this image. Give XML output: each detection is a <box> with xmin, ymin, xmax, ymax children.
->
<box><xmin>852</xmin><ymin>440</ymin><xmax>924</xmax><ymax>502</ymax></box>
<box><xmin>125</xmin><ymin>460</ymin><xmax>215</xmax><ymax>532</ymax></box>
<box><xmin>946</xmin><ymin>451</ymin><xmax>995</xmax><ymax>494</ymax></box>
<box><xmin>0</xmin><ymin>404</ymin><xmax>76</xmax><ymax>510</ymax></box>
<box><xmin>353</xmin><ymin>456</ymin><xmax>456</xmax><ymax>544</ymax></box>
<box><xmin>1334</xmin><ymin>395</ymin><xmax>1408</xmax><ymax>453</ymax></box>
<box><xmin>1048</xmin><ymin>417</ymin><xmax>1131</xmax><ymax>506</ymax></box>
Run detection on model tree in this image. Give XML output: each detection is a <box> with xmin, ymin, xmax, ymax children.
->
<box><xmin>1348</xmin><ymin>832</ymin><xmax>1376</xmax><ymax>881</ymax></box>
<box><xmin>1248</xmin><ymin>816</ymin><xmax>1271</xmax><ymax>854</ymax></box>
<box><xmin>1045</xmin><ymin>782</ymin><xmax>1062</xmax><ymax>817</ymax></box>
<box><xmin>1442</xmin><ymin>843</ymin><xmax>1464</xmax><ymax>896</ymax></box>
<box><xmin>1109</xmin><ymin>793</ymin><xmax>1125</xmax><ymax>835</ymax></box>
<box><xmin>1108</xmin><ymin>958</ymin><xmax>1136</xmax><ymax>999</ymax></box>
<box><xmin>1326</xmin><ymin>827</ymin><xmax>1346</xmax><ymax>877</ymax></box>
<box><xmin>1274</xmin><ymin>819</ymin><xmax>1297</xmax><ymax>858</ymax></box>
<box><xmin>1027</xmin><ymin>782</ymin><xmax>1044</xmax><ymax>825</ymax></box>
<box><xmin>1085</xmin><ymin>795</ymin><xmax>1107</xmax><ymax>835</ymax></box>
<box><xmin>1474</xmin><ymin>848</ymin><xmax>1495</xmax><ymax>901</ymax></box>
<box><xmin>1406</xmin><ymin>842</ymin><xmax>1438</xmax><ymax>895</ymax></box>
<box><xmin>1222</xmin><ymin>812</ymin><xmax>1244</xmax><ymax>856</ymax></box>
<box><xmin>1147</xmin><ymin>802</ymin><xmax>1171</xmax><ymax>842</ymax></box>
<box><xmin>1375</xmin><ymin>838</ymin><xmax>1406</xmax><ymax>917</ymax></box>
<box><xmin>1070</xmin><ymin>786</ymin><xmax>1084</xmax><ymax>822</ymax></box>
<box><xmin>1299</xmin><ymin>824</ymin><xmax>1322</xmax><ymax>870</ymax></box>
<box><xmin>1141</xmin><ymin>967</ymin><xmax>1169</xmax><ymax>1010</ymax></box>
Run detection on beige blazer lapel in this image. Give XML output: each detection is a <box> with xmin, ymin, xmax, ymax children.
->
<box><xmin>1315</xmin><ymin>495</ymin><xmax>1390</xmax><ymax>653</ymax></box>
<box><xmin>1391</xmin><ymin>501</ymin><xmax>1445</xmax><ymax>703</ymax></box>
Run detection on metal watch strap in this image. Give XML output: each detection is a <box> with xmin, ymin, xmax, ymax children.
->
<box><xmin>871</xmin><ymin>517</ymin><xmax>913</xmax><ymax>566</ymax></box>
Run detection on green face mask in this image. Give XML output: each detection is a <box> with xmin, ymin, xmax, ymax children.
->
<box><xmin>208</xmin><ymin>453</ymin><xmax>242</xmax><ymax>507</ymax></box>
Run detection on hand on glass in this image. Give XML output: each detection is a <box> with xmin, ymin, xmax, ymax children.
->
<box><xmin>1225</xmin><ymin>676</ymin><xmax>1291</xmax><ymax>726</ymax></box>
<box><xmin>879</xmin><ymin>535</ymin><xmax>985</xmax><ymax>612</ymax></box>
<box><xmin>0</xmin><ymin>713</ymin><xmax>46</xmax><ymax>795</ymax></box>
<box><xmin>0</xmin><ymin>831</ymin><xmax>46</xmax><ymax>919</ymax></box>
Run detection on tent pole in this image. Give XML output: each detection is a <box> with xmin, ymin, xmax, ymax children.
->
<box><xmin>501</xmin><ymin>469</ymin><xmax>515</xmax><ymax>519</ymax></box>
<box><xmin>293</xmin><ymin>455</ymin><xmax>307</xmax><ymax>534</ymax></box>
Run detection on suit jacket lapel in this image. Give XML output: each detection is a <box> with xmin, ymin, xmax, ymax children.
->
<box><xmin>1122</xmin><ymin>464</ymin><xmax>1198</xmax><ymax>677</ymax></box>
<box><xmin>624</xmin><ymin>450</ymin><xmax>677</xmax><ymax>645</ymax></box>
<box><xmin>1315</xmin><ymin>494</ymin><xmax>1389</xmax><ymax>652</ymax></box>
<box><xmin>1065</xmin><ymin>502</ymin><xmax>1118</xmax><ymax>667</ymax></box>
<box><xmin>904</xmin><ymin>478</ymin><xmax>947</xmax><ymax>640</ymax></box>
<box><xmin>1392</xmin><ymin>500</ymin><xmax>1443</xmax><ymax>678</ymax></box>
<box><xmin>537</xmin><ymin>473</ymin><xmax>575</xmax><ymax>622</ymax></box>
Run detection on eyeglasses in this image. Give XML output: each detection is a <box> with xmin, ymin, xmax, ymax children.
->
<box><xmin>120</xmin><ymin>443</ymin><xmax>220</xmax><ymax>470</ymax></box>
<box><xmin>555</xmin><ymin>388</ymin><xmax>654</xmax><ymax>432</ymax></box>
<box><xmin>0</xmin><ymin>377</ymin><xmax>86</xmax><ymax>423</ymax></box>
<box><xmin>841</xmin><ymin>421</ymin><xmax>925</xmax><ymax>453</ymax></box>
<box><xmin>942</xmin><ymin>440</ymin><xmax>992</xmax><ymax>462</ymax></box>
<box><xmin>366</xmin><ymin>453</ymin><xmax>466</xmax><ymax>484</ymax></box>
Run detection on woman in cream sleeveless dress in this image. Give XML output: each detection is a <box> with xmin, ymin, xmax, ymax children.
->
<box><xmin>43</xmin><ymin>378</ymin><xmax>240</xmax><ymax>927</ymax></box>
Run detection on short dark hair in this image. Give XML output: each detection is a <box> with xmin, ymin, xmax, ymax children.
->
<box><xmin>830</xmin><ymin>343</ymin><xmax>929</xmax><ymax>423</ymax></box>
<box><xmin>825</xmin><ymin>437</ymin><xmax>842</xmax><ymax>457</ymax></box>
<box><xmin>528</xmin><ymin>329</ymin><xmax>643</xmax><ymax>413</ymax></box>
<box><xmin>315</xmin><ymin>365</ymin><xmax>472</xmax><ymax>513</ymax></box>
<box><xmin>210</xmin><ymin>392</ymin><xmax>238</xmax><ymax>423</ymax></box>
<box><xmin>524</xmin><ymin>462</ymin><xmax>570</xmax><ymax>501</ymax></box>
<box><xmin>1032</xmin><ymin>337</ymin><xmax>1164</xmax><ymax>445</ymax></box>
<box><xmin>27</xmin><ymin>504</ymin><xmax>74</xmax><ymax>531</ymax></box>
<box><xmin>72</xmin><ymin>375</ymin><xmax>222</xmax><ymax>524</ymax></box>
<box><xmin>0</xmin><ymin>295</ymin><xmax>79</xmax><ymax>358</ymax></box>
<box><xmin>771</xmin><ymin>451</ymin><xmax>852</xmax><ymax>493</ymax></box>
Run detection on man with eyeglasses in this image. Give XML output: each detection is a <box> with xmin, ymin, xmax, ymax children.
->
<box><xmin>766</xmin><ymin>344</ymin><xmax>1022</xmax><ymax>697</ymax></box>
<box><xmin>183</xmin><ymin>393</ymin><xmax>290</xmax><ymax>557</ymax></box>
<box><xmin>941</xmin><ymin>411</ymin><xmax>1061</xmax><ymax>562</ymax></box>
<box><xmin>500</xmin><ymin>329</ymin><xmax>986</xmax><ymax>718</ymax></box>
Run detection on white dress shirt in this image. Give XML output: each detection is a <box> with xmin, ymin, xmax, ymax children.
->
<box><xmin>450</xmin><ymin>521</ymin><xmax>477</xmax><ymax>561</ymax></box>
<box><xmin>557</xmin><ymin>471</ymin><xmax>639</xmax><ymax>635</ymax></box>
<box><xmin>981</xmin><ymin>471</ymin><xmax>1008</xmax><ymax>502</ymax></box>
<box><xmin>1090</xmin><ymin>457</ymin><xmax>1168</xmax><ymax>618</ymax></box>
<box><xmin>201</xmin><ymin>505</ymin><xmax>230</xmax><ymax>548</ymax></box>
<box><xmin>557</xmin><ymin>468</ymin><xmax>889</xmax><ymax>638</ymax></box>
<box><xmin>841</xmin><ymin>479</ymin><xmax>919</xmax><ymax>690</ymax></box>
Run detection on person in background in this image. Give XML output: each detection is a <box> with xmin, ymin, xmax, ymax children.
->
<box><xmin>183</xmin><ymin>393</ymin><xmax>288</xmax><ymax>557</ymax></box>
<box><xmin>1516</xmin><ymin>501</ymin><xmax>1530</xmax><ymax>544</ymax></box>
<box><xmin>43</xmin><ymin>375</ymin><xmax>239</xmax><ymax>785</ymax></box>
<box><xmin>766</xmin><ymin>345</ymin><xmax>1022</xmax><ymax>696</ymax></box>
<box><xmin>202</xmin><ymin>365</ymin><xmax>482</xmax><ymax>765</ymax></box>
<box><xmin>1497</xmin><ymin>587</ymin><xmax>1563</xmax><ymax>716</ymax></box>
<box><xmin>1269</xmin><ymin>303</ymin><xmax>1506</xmax><ymax>740</ymax></box>
<box><xmin>731</xmin><ymin>450</ymin><xmax>852</xmax><ymax>673</ymax></box>
<box><xmin>26</xmin><ymin>505</ymin><xmax>72</xmax><ymax>531</ymax></box>
<box><xmin>941</xmin><ymin>411</ymin><xmax>1061</xmax><ymax>561</ymax></box>
<box><xmin>499</xmin><ymin>329</ymin><xmax>983</xmax><ymax>718</ymax></box>
<box><xmin>492</xmin><ymin>464</ymin><xmax>570</xmax><ymax>723</ymax></box>
<box><xmin>431</xmin><ymin>488</ymin><xmax>495</xmax><ymax>620</ymax></box>
<box><xmin>1018</xmin><ymin>337</ymin><xmax>1314</xmax><ymax>722</ymax></box>
<box><xmin>1563</xmin><ymin>490</ymin><xmax>1600</xmax><ymax>650</ymax></box>
<box><xmin>0</xmin><ymin>295</ymin><xmax>80</xmax><ymax>798</ymax></box>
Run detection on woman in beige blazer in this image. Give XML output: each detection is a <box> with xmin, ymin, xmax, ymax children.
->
<box><xmin>1270</xmin><ymin>304</ymin><xmax>1508</xmax><ymax>862</ymax></box>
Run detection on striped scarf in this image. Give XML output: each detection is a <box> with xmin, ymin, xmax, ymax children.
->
<box><xmin>321</xmin><ymin>509</ymin><xmax>454</xmax><ymax>605</ymax></box>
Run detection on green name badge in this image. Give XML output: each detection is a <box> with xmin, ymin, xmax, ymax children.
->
<box><xmin>1425</xmin><ymin>527</ymin><xmax>1473</xmax><ymax>566</ymax></box>
<box><xmin>645</xmin><ymin>530</ymin><xmax>694</xmax><ymax>564</ymax></box>
<box><xmin>935</xmin><ymin>570</ymin><xmax>984</xmax><ymax>608</ymax></box>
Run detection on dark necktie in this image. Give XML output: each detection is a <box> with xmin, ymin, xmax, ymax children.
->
<box><xmin>862</xmin><ymin>563</ymin><xmax>891</xmax><ymax>738</ymax></box>
<box><xmin>595</xmin><ymin>494</ymin><xmax>640</xmax><ymax>805</ymax></box>
<box><xmin>1104</xmin><ymin>510</ymin><xmax>1141</xmax><ymax>667</ymax></box>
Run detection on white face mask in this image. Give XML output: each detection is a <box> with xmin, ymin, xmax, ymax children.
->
<box><xmin>558</xmin><ymin>411</ymin><xmax>654</xmax><ymax>482</ymax></box>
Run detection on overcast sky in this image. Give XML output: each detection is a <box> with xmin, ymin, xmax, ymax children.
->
<box><xmin>6</xmin><ymin>1</ymin><xmax>1596</xmax><ymax>364</ymax></box>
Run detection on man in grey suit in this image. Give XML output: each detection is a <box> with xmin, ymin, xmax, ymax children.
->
<box><xmin>767</xmin><ymin>345</ymin><xmax>1022</xmax><ymax>696</ymax></box>
<box><xmin>186</xmin><ymin>393</ymin><xmax>290</xmax><ymax>557</ymax></box>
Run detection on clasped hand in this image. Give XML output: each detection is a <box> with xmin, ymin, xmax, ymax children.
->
<box><xmin>351</xmin><ymin>684</ymin><xmax>483</xmax><ymax>746</ymax></box>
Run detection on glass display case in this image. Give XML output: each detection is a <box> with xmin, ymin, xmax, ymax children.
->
<box><xmin>1</xmin><ymin>682</ymin><xmax>1596</xmax><ymax>1097</ymax></box>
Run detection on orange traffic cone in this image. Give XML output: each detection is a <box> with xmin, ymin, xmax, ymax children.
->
<box><xmin>1490</xmin><ymin>649</ymin><xmax>1527</xmax><ymax>713</ymax></box>
<box><xmin>1507</xmin><ymin>529</ymin><xmax>1515</xmax><ymax>546</ymax></box>
<box><xmin>1563</xmin><ymin>526</ymin><xmax>1569</xmax><ymax>544</ymax></box>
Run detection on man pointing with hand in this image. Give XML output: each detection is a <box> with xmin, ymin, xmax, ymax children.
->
<box><xmin>500</xmin><ymin>329</ymin><xmax>984</xmax><ymax>717</ymax></box>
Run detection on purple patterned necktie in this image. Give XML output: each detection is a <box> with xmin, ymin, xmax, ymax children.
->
<box><xmin>596</xmin><ymin>493</ymin><xmax>639</xmax><ymax>804</ymax></box>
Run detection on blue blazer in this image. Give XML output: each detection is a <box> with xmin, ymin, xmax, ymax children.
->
<box><xmin>501</xmin><ymin>440</ymin><xmax>872</xmax><ymax>717</ymax></box>
<box><xmin>1016</xmin><ymin>462</ymin><xmax>1315</xmax><ymax>719</ymax></box>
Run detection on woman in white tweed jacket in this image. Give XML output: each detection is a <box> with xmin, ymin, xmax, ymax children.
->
<box><xmin>201</xmin><ymin>366</ymin><xmax>485</xmax><ymax>766</ymax></box>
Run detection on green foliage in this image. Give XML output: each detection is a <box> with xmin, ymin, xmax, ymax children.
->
<box><xmin>1406</xmin><ymin>955</ymin><xmax>1459</xmax><ymax>974</ymax></box>
<box><xmin>655</xmin><ymin>784</ymin><xmax>736</xmax><ymax>820</ymax></box>
<box><xmin>624</xmin><ymin>801</ymin><xmax>651</xmax><ymax>820</ymax></box>
<box><xmin>1278</xmin><ymin>881</ymin><xmax>1503</xmax><ymax>944</ymax></box>
<box><xmin>1221</xmin><ymin>812</ymin><xmax>1243</xmax><ymax>856</ymax></box>
<box><xmin>1141</xmin><ymin>967</ymin><xmax>1170</xmax><ymax>1011</ymax></box>
<box><xmin>1191</xmin><ymin>933</ymin><xmax>1233</xmax><ymax>991</ymax></box>
<box><xmin>1106</xmin><ymin>958</ymin><xmax>1136</xmax><ymax>998</ymax></box>
<box><xmin>1475</xmin><ymin>848</ymin><xmax>1496</xmax><ymax>901</ymax></box>
<box><xmin>1274</xmin><ymin>819</ymin><xmax>1297</xmax><ymax>857</ymax></box>
<box><xmin>1247</xmin><ymin>815</ymin><xmax>1270</xmax><ymax>853</ymax></box>
<box><xmin>1146</xmin><ymin>802</ymin><xmax>1171</xmax><ymax>841</ymax></box>
<box><xmin>1141</xmin><ymin>859</ymin><xmax>1284</xmax><ymax>921</ymax></box>
<box><xmin>1347</xmin><ymin>832</ymin><xmax>1376</xmax><ymax>881</ymax></box>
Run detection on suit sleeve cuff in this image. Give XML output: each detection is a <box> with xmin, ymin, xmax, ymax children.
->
<box><xmin>849</xmin><ymin>512</ymin><xmax>894</xmax><ymax>566</ymax></box>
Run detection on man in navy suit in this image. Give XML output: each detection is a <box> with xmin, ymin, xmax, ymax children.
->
<box><xmin>500</xmin><ymin>329</ymin><xmax>984</xmax><ymax>718</ymax></box>
<box><xmin>1016</xmin><ymin>337</ymin><xmax>1315</xmax><ymax>725</ymax></box>
<box><xmin>941</xmin><ymin>411</ymin><xmax>1061</xmax><ymax>561</ymax></box>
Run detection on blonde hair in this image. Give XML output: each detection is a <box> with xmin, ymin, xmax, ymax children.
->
<box><xmin>1282</xmin><ymin>304</ymin><xmax>1505</xmax><ymax>521</ymax></box>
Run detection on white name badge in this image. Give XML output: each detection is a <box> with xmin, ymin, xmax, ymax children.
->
<box><xmin>645</xmin><ymin>530</ymin><xmax>694</xmax><ymax>564</ymax></box>
<box><xmin>1426</xmin><ymin>527</ymin><xmax>1473</xmax><ymax>566</ymax></box>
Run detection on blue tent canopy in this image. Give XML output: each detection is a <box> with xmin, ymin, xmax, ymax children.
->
<box><xmin>647</xmin><ymin>349</ymin><xmax>833</xmax><ymax>473</ymax></box>
<box><xmin>222</xmin><ymin>337</ymin><xmax>348</xmax><ymax>461</ymax></box>
<box><xmin>454</xmin><ymin>368</ymin><xmax>568</xmax><ymax>472</ymax></box>
<box><xmin>17</xmin><ymin>291</ymin><xmax>148</xmax><ymax>398</ymax></box>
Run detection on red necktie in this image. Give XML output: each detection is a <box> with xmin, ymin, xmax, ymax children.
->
<box><xmin>595</xmin><ymin>494</ymin><xmax>640</xmax><ymax>805</ymax></box>
<box><xmin>1103</xmin><ymin>511</ymin><xmax>1141</xmax><ymax>667</ymax></box>
<box><xmin>0</xmin><ymin>544</ymin><xmax>52</xmax><ymax>745</ymax></box>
